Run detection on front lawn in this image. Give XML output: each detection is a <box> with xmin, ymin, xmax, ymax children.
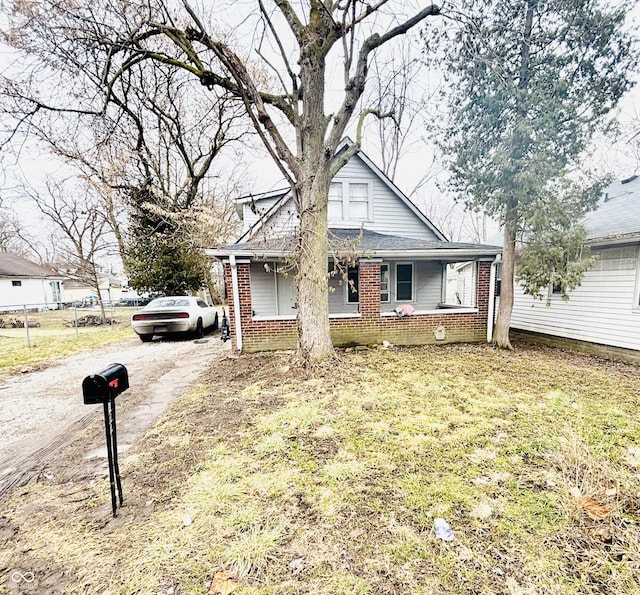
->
<box><xmin>1</xmin><ymin>343</ymin><xmax>639</xmax><ymax>594</ymax></box>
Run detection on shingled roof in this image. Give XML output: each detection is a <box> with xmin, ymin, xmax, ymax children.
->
<box><xmin>209</xmin><ymin>228</ymin><xmax>501</xmax><ymax>260</ymax></box>
<box><xmin>0</xmin><ymin>252</ymin><xmax>61</xmax><ymax>279</ymax></box>
<box><xmin>584</xmin><ymin>175</ymin><xmax>640</xmax><ymax>243</ymax></box>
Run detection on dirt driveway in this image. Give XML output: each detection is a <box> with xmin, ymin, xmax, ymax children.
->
<box><xmin>0</xmin><ymin>334</ymin><xmax>229</xmax><ymax>498</ymax></box>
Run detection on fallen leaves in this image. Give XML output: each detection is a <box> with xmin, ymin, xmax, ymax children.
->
<box><xmin>577</xmin><ymin>497</ymin><xmax>609</xmax><ymax>521</ymax></box>
<box><xmin>208</xmin><ymin>572</ymin><xmax>240</xmax><ymax>595</ymax></box>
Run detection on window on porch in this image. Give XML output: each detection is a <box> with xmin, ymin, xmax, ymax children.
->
<box><xmin>396</xmin><ymin>263</ymin><xmax>414</xmax><ymax>301</ymax></box>
<box><xmin>346</xmin><ymin>266</ymin><xmax>359</xmax><ymax>303</ymax></box>
<box><xmin>380</xmin><ymin>264</ymin><xmax>390</xmax><ymax>302</ymax></box>
<box><xmin>443</xmin><ymin>261</ymin><xmax>477</xmax><ymax>307</ymax></box>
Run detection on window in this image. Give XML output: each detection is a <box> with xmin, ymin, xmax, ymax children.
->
<box><xmin>327</xmin><ymin>181</ymin><xmax>371</xmax><ymax>222</ymax></box>
<box><xmin>328</xmin><ymin>182</ymin><xmax>343</xmax><ymax>220</ymax></box>
<box><xmin>12</xmin><ymin>280</ymin><xmax>22</xmax><ymax>287</ymax></box>
<box><xmin>380</xmin><ymin>264</ymin><xmax>389</xmax><ymax>302</ymax></box>
<box><xmin>444</xmin><ymin>261</ymin><xmax>477</xmax><ymax>306</ymax></box>
<box><xmin>348</xmin><ymin>183</ymin><xmax>369</xmax><ymax>221</ymax></box>
<box><xmin>495</xmin><ymin>263</ymin><xmax>501</xmax><ymax>297</ymax></box>
<box><xmin>396</xmin><ymin>263</ymin><xmax>413</xmax><ymax>301</ymax></box>
<box><xmin>346</xmin><ymin>266</ymin><xmax>359</xmax><ymax>303</ymax></box>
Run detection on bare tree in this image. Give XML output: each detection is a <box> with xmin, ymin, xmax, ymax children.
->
<box><xmin>3</xmin><ymin>1</ymin><xmax>443</xmax><ymax>364</ymax></box>
<box><xmin>2</xmin><ymin>47</ymin><xmax>248</xmax><ymax>291</ymax></box>
<box><xmin>18</xmin><ymin>177</ymin><xmax>115</xmax><ymax>321</ymax></box>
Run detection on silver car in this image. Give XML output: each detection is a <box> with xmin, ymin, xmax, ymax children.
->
<box><xmin>131</xmin><ymin>296</ymin><xmax>219</xmax><ymax>342</ymax></box>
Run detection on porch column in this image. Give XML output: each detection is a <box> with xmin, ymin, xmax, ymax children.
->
<box><xmin>358</xmin><ymin>259</ymin><xmax>381</xmax><ymax>319</ymax></box>
<box><xmin>224</xmin><ymin>260</ymin><xmax>253</xmax><ymax>352</ymax></box>
<box><xmin>476</xmin><ymin>261</ymin><xmax>491</xmax><ymax>317</ymax></box>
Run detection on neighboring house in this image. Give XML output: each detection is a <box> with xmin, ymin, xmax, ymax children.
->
<box><xmin>63</xmin><ymin>271</ymin><xmax>124</xmax><ymax>305</ymax></box>
<box><xmin>510</xmin><ymin>174</ymin><xmax>640</xmax><ymax>362</ymax></box>
<box><xmin>208</xmin><ymin>142</ymin><xmax>502</xmax><ymax>353</ymax></box>
<box><xmin>0</xmin><ymin>252</ymin><xmax>64</xmax><ymax>311</ymax></box>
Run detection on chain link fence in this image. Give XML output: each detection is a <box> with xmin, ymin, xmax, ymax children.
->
<box><xmin>0</xmin><ymin>302</ymin><xmax>140</xmax><ymax>347</ymax></box>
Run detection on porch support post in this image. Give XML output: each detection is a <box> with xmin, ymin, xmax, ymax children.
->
<box><xmin>487</xmin><ymin>255</ymin><xmax>501</xmax><ymax>343</ymax></box>
<box><xmin>358</xmin><ymin>259</ymin><xmax>382</xmax><ymax>319</ymax></box>
<box><xmin>229</xmin><ymin>255</ymin><xmax>243</xmax><ymax>352</ymax></box>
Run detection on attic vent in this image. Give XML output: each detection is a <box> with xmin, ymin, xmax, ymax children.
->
<box><xmin>621</xmin><ymin>174</ymin><xmax>638</xmax><ymax>185</ymax></box>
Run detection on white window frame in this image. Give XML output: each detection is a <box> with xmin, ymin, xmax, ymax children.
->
<box><xmin>328</xmin><ymin>182</ymin><xmax>344</xmax><ymax>221</ymax></box>
<box><xmin>380</xmin><ymin>263</ymin><xmax>390</xmax><ymax>303</ymax></box>
<box><xmin>327</xmin><ymin>180</ymin><xmax>373</xmax><ymax>224</ymax></box>
<box><xmin>395</xmin><ymin>262</ymin><xmax>414</xmax><ymax>302</ymax></box>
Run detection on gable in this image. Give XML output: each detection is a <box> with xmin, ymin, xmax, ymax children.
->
<box><xmin>236</xmin><ymin>148</ymin><xmax>446</xmax><ymax>243</ymax></box>
<box><xmin>330</xmin><ymin>153</ymin><xmax>443</xmax><ymax>240</ymax></box>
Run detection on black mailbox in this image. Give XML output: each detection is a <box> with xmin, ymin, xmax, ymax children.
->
<box><xmin>82</xmin><ymin>363</ymin><xmax>129</xmax><ymax>404</ymax></box>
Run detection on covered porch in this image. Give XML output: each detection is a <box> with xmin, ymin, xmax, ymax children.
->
<box><xmin>212</xmin><ymin>230</ymin><xmax>501</xmax><ymax>353</ymax></box>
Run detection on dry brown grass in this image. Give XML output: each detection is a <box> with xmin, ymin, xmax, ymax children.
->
<box><xmin>1</xmin><ymin>343</ymin><xmax>639</xmax><ymax>594</ymax></box>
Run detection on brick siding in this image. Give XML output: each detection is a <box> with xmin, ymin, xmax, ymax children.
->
<box><xmin>225</xmin><ymin>261</ymin><xmax>492</xmax><ymax>353</ymax></box>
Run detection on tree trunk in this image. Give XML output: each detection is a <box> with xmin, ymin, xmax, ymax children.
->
<box><xmin>295</xmin><ymin>172</ymin><xmax>335</xmax><ymax>364</ymax></box>
<box><xmin>493</xmin><ymin>225</ymin><xmax>516</xmax><ymax>349</ymax></box>
<box><xmin>293</xmin><ymin>16</ymin><xmax>336</xmax><ymax>365</ymax></box>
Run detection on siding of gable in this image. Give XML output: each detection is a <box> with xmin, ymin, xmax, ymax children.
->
<box><xmin>510</xmin><ymin>244</ymin><xmax>640</xmax><ymax>351</ymax></box>
<box><xmin>241</xmin><ymin>153</ymin><xmax>439</xmax><ymax>241</ymax></box>
<box><xmin>242</xmin><ymin>196</ymin><xmax>284</xmax><ymax>232</ymax></box>
<box><xmin>333</xmin><ymin>155</ymin><xmax>438</xmax><ymax>240</ymax></box>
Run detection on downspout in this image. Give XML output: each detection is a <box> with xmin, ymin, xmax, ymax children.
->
<box><xmin>487</xmin><ymin>254</ymin><xmax>501</xmax><ymax>343</ymax></box>
<box><xmin>229</xmin><ymin>254</ymin><xmax>243</xmax><ymax>352</ymax></box>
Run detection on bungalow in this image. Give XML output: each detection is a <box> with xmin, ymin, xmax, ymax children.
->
<box><xmin>510</xmin><ymin>174</ymin><xmax>640</xmax><ymax>363</ymax></box>
<box><xmin>0</xmin><ymin>252</ymin><xmax>63</xmax><ymax>311</ymax></box>
<box><xmin>208</xmin><ymin>144</ymin><xmax>502</xmax><ymax>353</ymax></box>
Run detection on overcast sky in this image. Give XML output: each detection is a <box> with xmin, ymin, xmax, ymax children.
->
<box><xmin>0</xmin><ymin>1</ymin><xmax>638</xmax><ymax>252</ymax></box>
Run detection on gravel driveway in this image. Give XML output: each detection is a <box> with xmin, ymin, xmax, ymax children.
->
<box><xmin>0</xmin><ymin>334</ymin><xmax>229</xmax><ymax>496</ymax></box>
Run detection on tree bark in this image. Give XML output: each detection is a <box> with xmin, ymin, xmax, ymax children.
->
<box><xmin>295</xmin><ymin>174</ymin><xmax>334</xmax><ymax>363</ymax></box>
<box><xmin>493</xmin><ymin>224</ymin><xmax>516</xmax><ymax>349</ymax></box>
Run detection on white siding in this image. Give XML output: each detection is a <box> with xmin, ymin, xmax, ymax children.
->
<box><xmin>249</xmin><ymin>262</ymin><xmax>277</xmax><ymax>317</ymax></box>
<box><xmin>263</xmin><ymin>198</ymin><xmax>298</xmax><ymax>238</ymax></box>
<box><xmin>378</xmin><ymin>260</ymin><xmax>442</xmax><ymax>313</ymax></box>
<box><xmin>414</xmin><ymin>261</ymin><xmax>443</xmax><ymax>310</ymax></box>
<box><xmin>445</xmin><ymin>262</ymin><xmax>476</xmax><ymax>306</ymax></box>
<box><xmin>332</xmin><ymin>155</ymin><xmax>438</xmax><ymax>240</ymax></box>
<box><xmin>0</xmin><ymin>278</ymin><xmax>58</xmax><ymax>310</ymax></box>
<box><xmin>241</xmin><ymin>153</ymin><xmax>438</xmax><ymax>241</ymax></box>
<box><xmin>511</xmin><ymin>244</ymin><xmax>640</xmax><ymax>351</ymax></box>
<box><xmin>242</xmin><ymin>197</ymin><xmax>282</xmax><ymax>232</ymax></box>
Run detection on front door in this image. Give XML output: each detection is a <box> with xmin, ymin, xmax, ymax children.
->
<box><xmin>276</xmin><ymin>268</ymin><xmax>297</xmax><ymax>315</ymax></box>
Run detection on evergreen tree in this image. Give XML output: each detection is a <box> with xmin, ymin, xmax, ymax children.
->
<box><xmin>124</xmin><ymin>189</ymin><xmax>210</xmax><ymax>296</ymax></box>
<box><xmin>438</xmin><ymin>0</ymin><xmax>636</xmax><ymax>348</ymax></box>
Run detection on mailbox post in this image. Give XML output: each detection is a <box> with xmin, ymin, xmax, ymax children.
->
<box><xmin>82</xmin><ymin>363</ymin><xmax>129</xmax><ymax>517</ymax></box>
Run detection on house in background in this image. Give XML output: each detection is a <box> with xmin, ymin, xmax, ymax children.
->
<box><xmin>0</xmin><ymin>252</ymin><xmax>64</xmax><ymax>311</ymax></box>
<box><xmin>510</xmin><ymin>174</ymin><xmax>640</xmax><ymax>362</ymax></box>
<box><xmin>208</xmin><ymin>142</ymin><xmax>502</xmax><ymax>353</ymax></box>
<box><xmin>62</xmin><ymin>269</ymin><xmax>124</xmax><ymax>305</ymax></box>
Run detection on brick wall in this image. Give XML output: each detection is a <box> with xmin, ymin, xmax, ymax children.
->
<box><xmin>225</xmin><ymin>260</ymin><xmax>492</xmax><ymax>353</ymax></box>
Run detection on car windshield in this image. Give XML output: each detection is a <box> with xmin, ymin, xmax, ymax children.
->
<box><xmin>147</xmin><ymin>298</ymin><xmax>190</xmax><ymax>308</ymax></box>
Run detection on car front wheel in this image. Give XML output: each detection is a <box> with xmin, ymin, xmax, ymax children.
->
<box><xmin>139</xmin><ymin>334</ymin><xmax>153</xmax><ymax>342</ymax></box>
